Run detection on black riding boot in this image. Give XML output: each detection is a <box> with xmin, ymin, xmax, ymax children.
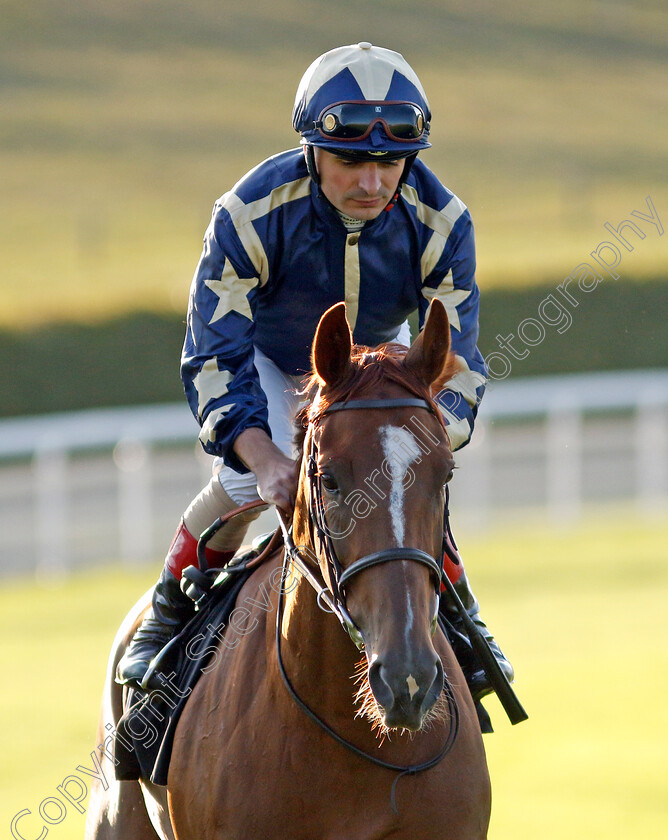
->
<box><xmin>440</xmin><ymin>569</ymin><xmax>514</xmax><ymax>702</ymax></box>
<box><xmin>116</xmin><ymin>566</ymin><xmax>195</xmax><ymax>690</ymax></box>
<box><xmin>116</xmin><ymin>519</ymin><xmax>236</xmax><ymax>690</ymax></box>
<box><xmin>440</xmin><ymin>515</ymin><xmax>514</xmax><ymax>702</ymax></box>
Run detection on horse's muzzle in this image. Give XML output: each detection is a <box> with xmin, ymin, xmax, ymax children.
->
<box><xmin>368</xmin><ymin>654</ymin><xmax>444</xmax><ymax>731</ymax></box>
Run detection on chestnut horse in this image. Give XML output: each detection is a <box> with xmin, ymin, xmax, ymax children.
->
<box><xmin>86</xmin><ymin>300</ymin><xmax>491</xmax><ymax>840</ymax></box>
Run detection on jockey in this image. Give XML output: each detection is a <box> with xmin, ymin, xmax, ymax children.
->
<box><xmin>117</xmin><ymin>42</ymin><xmax>514</xmax><ymax>701</ymax></box>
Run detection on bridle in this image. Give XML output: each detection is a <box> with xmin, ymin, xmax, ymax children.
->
<box><xmin>303</xmin><ymin>397</ymin><xmax>443</xmax><ymax>648</ymax></box>
<box><xmin>274</xmin><ymin>395</ymin><xmax>459</xmax><ymax>797</ymax></box>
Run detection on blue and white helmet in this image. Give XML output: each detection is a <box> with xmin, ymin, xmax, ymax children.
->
<box><xmin>293</xmin><ymin>42</ymin><xmax>431</xmax><ymax>161</ymax></box>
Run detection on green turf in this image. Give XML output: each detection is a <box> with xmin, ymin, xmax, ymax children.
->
<box><xmin>2</xmin><ymin>511</ymin><xmax>667</xmax><ymax>838</ymax></box>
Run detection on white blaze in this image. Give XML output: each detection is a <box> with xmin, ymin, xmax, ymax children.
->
<box><xmin>380</xmin><ymin>425</ymin><xmax>423</xmax><ymax>681</ymax></box>
<box><xmin>379</xmin><ymin>425</ymin><xmax>421</xmax><ymax>546</ymax></box>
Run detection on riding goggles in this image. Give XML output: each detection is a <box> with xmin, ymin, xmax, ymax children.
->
<box><xmin>313</xmin><ymin>101</ymin><xmax>430</xmax><ymax>143</ymax></box>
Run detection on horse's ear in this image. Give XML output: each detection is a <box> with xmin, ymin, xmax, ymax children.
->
<box><xmin>311</xmin><ymin>303</ymin><xmax>353</xmax><ymax>387</ymax></box>
<box><xmin>403</xmin><ymin>299</ymin><xmax>453</xmax><ymax>387</ymax></box>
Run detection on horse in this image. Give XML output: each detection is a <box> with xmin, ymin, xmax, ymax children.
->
<box><xmin>86</xmin><ymin>299</ymin><xmax>491</xmax><ymax>840</ymax></box>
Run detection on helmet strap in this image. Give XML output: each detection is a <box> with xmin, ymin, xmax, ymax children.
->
<box><xmin>399</xmin><ymin>152</ymin><xmax>418</xmax><ymax>187</ymax></box>
<box><xmin>305</xmin><ymin>145</ymin><xmax>320</xmax><ymax>185</ymax></box>
<box><xmin>385</xmin><ymin>152</ymin><xmax>419</xmax><ymax>212</ymax></box>
<box><xmin>385</xmin><ymin>191</ymin><xmax>399</xmax><ymax>212</ymax></box>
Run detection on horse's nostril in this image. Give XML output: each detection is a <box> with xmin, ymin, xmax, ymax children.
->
<box><xmin>368</xmin><ymin>660</ymin><xmax>394</xmax><ymax>710</ymax></box>
<box><xmin>421</xmin><ymin>658</ymin><xmax>444</xmax><ymax>715</ymax></box>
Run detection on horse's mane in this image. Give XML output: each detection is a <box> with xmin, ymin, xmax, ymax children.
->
<box><xmin>295</xmin><ymin>341</ymin><xmax>453</xmax><ymax>451</ymax></box>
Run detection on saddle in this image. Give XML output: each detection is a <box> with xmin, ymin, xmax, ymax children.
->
<box><xmin>114</xmin><ymin>534</ymin><xmax>276</xmax><ymax>785</ymax></box>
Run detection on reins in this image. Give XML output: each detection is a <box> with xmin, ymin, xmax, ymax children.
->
<box><xmin>183</xmin><ymin>501</ymin><xmax>284</xmax><ymax>605</ymax></box>
<box><xmin>196</xmin><ymin>500</ymin><xmax>282</xmax><ymax>573</ymax></box>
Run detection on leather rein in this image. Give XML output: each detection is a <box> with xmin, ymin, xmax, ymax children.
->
<box><xmin>274</xmin><ymin>396</ymin><xmax>460</xmax><ymax>790</ymax></box>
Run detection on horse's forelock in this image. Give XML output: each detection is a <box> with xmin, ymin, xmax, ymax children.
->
<box><xmin>293</xmin><ymin>341</ymin><xmax>448</xmax><ymax>455</ymax></box>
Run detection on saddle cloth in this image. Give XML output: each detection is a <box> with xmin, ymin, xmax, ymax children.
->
<box><xmin>115</xmin><ymin>568</ymin><xmax>252</xmax><ymax>785</ymax></box>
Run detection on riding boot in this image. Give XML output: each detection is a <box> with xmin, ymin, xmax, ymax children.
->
<box><xmin>116</xmin><ymin>519</ymin><xmax>234</xmax><ymax>690</ymax></box>
<box><xmin>439</xmin><ymin>527</ymin><xmax>514</xmax><ymax>702</ymax></box>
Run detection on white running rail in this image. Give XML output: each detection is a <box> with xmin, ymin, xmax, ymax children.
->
<box><xmin>0</xmin><ymin>370</ymin><xmax>666</xmax><ymax>578</ymax></box>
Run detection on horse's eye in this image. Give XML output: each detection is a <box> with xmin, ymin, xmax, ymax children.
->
<box><xmin>320</xmin><ymin>473</ymin><xmax>339</xmax><ymax>492</ymax></box>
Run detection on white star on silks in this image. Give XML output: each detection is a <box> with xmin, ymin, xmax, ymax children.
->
<box><xmin>204</xmin><ymin>261</ymin><xmax>255</xmax><ymax>324</ymax></box>
<box><xmin>423</xmin><ymin>278</ymin><xmax>471</xmax><ymax>332</ymax></box>
<box><xmin>439</xmin><ymin>288</ymin><xmax>471</xmax><ymax>332</ymax></box>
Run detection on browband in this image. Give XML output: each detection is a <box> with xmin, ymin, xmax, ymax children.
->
<box><xmin>321</xmin><ymin>397</ymin><xmax>435</xmax><ymax>416</ymax></box>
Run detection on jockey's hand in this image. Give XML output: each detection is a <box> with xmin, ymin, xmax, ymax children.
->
<box><xmin>232</xmin><ymin>428</ymin><xmax>299</xmax><ymax>514</ymax></box>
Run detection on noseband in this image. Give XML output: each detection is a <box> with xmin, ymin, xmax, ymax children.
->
<box><xmin>285</xmin><ymin>396</ymin><xmax>444</xmax><ymax>650</ymax></box>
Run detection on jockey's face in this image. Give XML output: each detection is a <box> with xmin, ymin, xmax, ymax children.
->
<box><xmin>312</xmin><ymin>147</ymin><xmax>406</xmax><ymax>221</ymax></box>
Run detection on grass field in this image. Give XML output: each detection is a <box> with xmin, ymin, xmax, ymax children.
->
<box><xmin>1</xmin><ymin>1</ymin><xmax>667</xmax><ymax>328</ymax></box>
<box><xmin>2</xmin><ymin>511</ymin><xmax>667</xmax><ymax>838</ymax></box>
